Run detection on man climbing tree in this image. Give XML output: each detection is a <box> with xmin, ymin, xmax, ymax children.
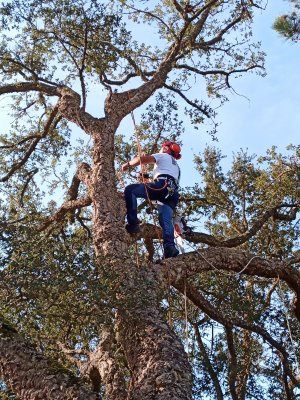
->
<box><xmin>122</xmin><ymin>140</ymin><xmax>181</xmax><ymax>258</ymax></box>
<box><xmin>0</xmin><ymin>1</ymin><xmax>299</xmax><ymax>399</ymax></box>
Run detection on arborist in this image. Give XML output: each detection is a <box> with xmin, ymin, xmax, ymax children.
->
<box><xmin>121</xmin><ymin>141</ymin><xmax>181</xmax><ymax>259</ymax></box>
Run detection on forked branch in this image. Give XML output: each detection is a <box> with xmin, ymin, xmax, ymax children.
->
<box><xmin>0</xmin><ymin>106</ymin><xmax>61</xmax><ymax>182</ymax></box>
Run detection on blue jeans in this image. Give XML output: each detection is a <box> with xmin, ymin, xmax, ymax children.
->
<box><xmin>124</xmin><ymin>180</ymin><xmax>179</xmax><ymax>248</ymax></box>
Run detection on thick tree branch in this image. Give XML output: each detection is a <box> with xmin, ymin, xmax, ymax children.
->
<box><xmin>38</xmin><ymin>196</ymin><xmax>92</xmax><ymax>232</ymax></box>
<box><xmin>0</xmin><ymin>82</ymin><xmax>59</xmax><ymax>97</ymax></box>
<box><xmin>101</xmin><ymin>70</ymin><xmax>155</xmax><ymax>86</ymax></box>
<box><xmin>82</xmin><ymin>327</ymin><xmax>127</xmax><ymax>400</ymax></box>
<box><xmin>186</xmin><ymin>6</ymin><xmax>211</xmax><ymax>44</ymax></box>
<box><xmin>202</xmin><ymin>13</ymin><xmax>245</xmax><ymax>47</ymax></box>
<box><xmin>0</xmin><ymin>83</ymin><xmax>101</xmax><ymax>135</ymax></box>
<box><xmin>38</xmin><ymin>162</ymin><xmax>92</xmax><ymax>231</ymax></box>
<box><xmin>282</xmin><ymin>362</ymin><xmax>296</xmax><ymax>400</ymax></box>
<box><xmin>67</xmin><ymin>162</ymin><xmax>92</xmax><ymax>200</ymax></box>
<box><xmin>78</xmin><ymin>22</ymin><xmax>89</xmax><ymax>111</ymax></box>
<box><xmin>138</xmin><ymin>204</ymin><xmax>299</xmax><ymax>248</ymax></box>
<box><xmin>155</xmin><ymin>248</ymin><xmax>300</xmax><ymax>322</ymax></box>
<box><xmin>57</xmin><ymin>87</ymin><xmax>102</xmax><ymax>134</ymax></box>
<box><xmin>171</xmin><ymin>0</ymin><xmax>186</xmax><ymax>20</ymax></box>
<box><xmin>0</xmin><ymin>319</ymin><xmax>97</xmax><ymax>400</ymax></box>
<box><xmin>225</xmin><ymin>327</ymin><xmax>239</xmax><ymax>400</ymax></box>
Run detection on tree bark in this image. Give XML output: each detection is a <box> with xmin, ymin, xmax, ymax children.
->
<box><xmin>0</xmin><ymin>323</ymin><xmax>97</xmax><ymax>400</ymax></box>
<box><xmin>83</xmin><ymin>327</ymin><xmax>127</xmax><ymax>400</ymax></box>
<box><xmin>115</xmin><ymin>264</ymin><xmax>193</xmax><ymax>400</ymax></box>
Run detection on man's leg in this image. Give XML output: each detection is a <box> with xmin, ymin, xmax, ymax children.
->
<box><xmin>157</xmin><ymin>203</ymin><xmax>179</xmax><ymax>258</ymax></box>
<box><xmin>124</xmin><ymin>183</ymin><xmax>148</xmax><ymax>233</ymax></box>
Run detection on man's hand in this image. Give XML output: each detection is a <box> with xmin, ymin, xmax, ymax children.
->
<box><xmin>121</xmin><ymin>162</ymin><xmax>131</xmax><ymax>172</ymax></box>
<box><xmin>121</xmin><ymin>155</ymin><xmax>155</xmax><ymax>173</ymax></box>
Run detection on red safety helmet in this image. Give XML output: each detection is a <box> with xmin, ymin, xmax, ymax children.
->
<box><xmin>162</xmin><ymin>141</ymin><xmax>182</xmax><ymax>160</ymax></box>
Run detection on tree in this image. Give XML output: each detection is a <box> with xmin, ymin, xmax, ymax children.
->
<box><xmin>0</xmin><ymin>1</ymin><xmax>299</xmax><ymax>399</ymax></box>
<box><xmin>273</xmin><ymin>0</ymin><xmax>300</xmax><ymax>41</ymax></box>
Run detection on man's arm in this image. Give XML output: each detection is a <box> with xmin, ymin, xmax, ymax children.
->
<box><xmin>121</xmin><ymin>155</ymin><xmax>156</xmax><ymax>172</ymax></box>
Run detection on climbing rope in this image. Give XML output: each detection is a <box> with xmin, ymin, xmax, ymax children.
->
<box><xmin>130</xmin><ymin>110</ymin><xmax>175</xmax><ymax>326</ymax></box>
<box><xmin>182</xmin><ymin>237</ymin><xmax>261</xmax><ymax>277</ymax></box>
<box><xmin>129</xmin><ymin>110</ymin><xmax>165</xmax><ymax>258</ymax></box>
<box><xmin>184</xmin><ymin>277</ymin><xmax>189</xmax><ymax>354</ymax></box>
<box><xmin>277</xmin><ymin>279</ymin><xmax>300</xmax><ymax>375</ymax></box>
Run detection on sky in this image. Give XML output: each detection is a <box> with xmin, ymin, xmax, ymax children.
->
<box><xmin>179</xmin><ymin>0</ymin><xmax>300</xmax><ymax>183</ymax></box>
<box><xmin>218</xmin><ymin>1</ymin><xmax>299</xmax><ymax>150</ymax></box>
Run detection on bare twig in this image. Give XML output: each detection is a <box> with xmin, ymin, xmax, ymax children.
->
<box><xmin>163</xmin><ymin>83</ymin><xmax>212</xmax><ymax>118</ymax></box>
<box><xmin>193</xmin><ymin>322</ymin><xmax>224</xmax><ymax>400</ymax></box>
<box><xmin>225</xmin><ymin>327</ymin><xmax>239</xmax><ymax>400</ymax></box>
<box><xmin>19</xmin><ymin>168</ymin><xmax>39</xmax><ymax>207</ymax></box>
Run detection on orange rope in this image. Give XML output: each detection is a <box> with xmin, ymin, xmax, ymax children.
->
<box><xmin>130</xmin><ymin>111</ymin><xmax>165</xmax><ymax>257</ymax></box>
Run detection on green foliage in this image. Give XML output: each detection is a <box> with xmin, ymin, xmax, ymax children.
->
<box><xmin>273</xmin><ymin>0</ymin><xmax>300</xmax><ymax>41</ymax></box>
<box><xmin>184</xmin><ymin>145</ymin><xmax>299</xmax><ymax>257</ymax></box>
<box><xmin>0</xmin><ymin>1</ymin><xmax>298</xmax><ymax>399</ymax></box>
<box><xmin>0</xmin><ymin>382</ymin><xmax>17</xmax><ymax>400</ymax></box>
<box><xmin>0</xmin><ymin>0</ymin><xmax>128</xmax><ymax>83</ymax></box>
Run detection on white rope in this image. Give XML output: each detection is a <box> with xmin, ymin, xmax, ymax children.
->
<box><xmin>182</xmin><ymin>238</ymin><xmax>262</xmax><ymax>277</ymax></box>
<box><xmin>184</xmin><ymin>278</ymin><xmax>189</xmax><ymax>354</ymax></box>
<box><xmin>277</xmin><ymin>280</ymin><xmax>300</xmax><ymax>375</ymax></box>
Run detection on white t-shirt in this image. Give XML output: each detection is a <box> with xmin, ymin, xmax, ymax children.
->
<box><xmin>152</xmin><ymin>153</ymin><xmax>180</xmax><ymax>182</ymax></box>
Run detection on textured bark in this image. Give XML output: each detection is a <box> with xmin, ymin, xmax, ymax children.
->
<box><xmin>0</xmin><ymin>11</ymin><xmax>289</xmax><ymax>396</ymax></box>
<box><xmin>0</xmin><ymin>324</ymin><xmax>97</xmax><ymax>400</ymax></box>
<box><xmin>82</xmin><ymin>327</ymin><xmax>127</xmax><ymax>400</ymax></box>
<box><xmin>91</xmin><ymin>121</ymin><xmax>127</xmax><ymax>256</ymax></box>
<box><xmin>115</xmin><ymin>264</ymin><xmax>193</xmax><ymax>400</ymax></box>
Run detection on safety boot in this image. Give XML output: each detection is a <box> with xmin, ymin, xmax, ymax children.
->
<box><xmin>164</xmin><ymin>245</ymin><xmax>179</xmax><ymax>259</ymax></box>
<box><xmin>125</xmin><ymin>223</ymin><xmax>140</xmax><ymax>235</ymax></box>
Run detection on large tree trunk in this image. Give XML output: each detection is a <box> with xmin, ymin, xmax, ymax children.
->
<box><xmin>89</xmin><ymin>119</ymin><xmax>193</xmax><ymax>399</ymax></box>
<box><xmin>115</xmin><ymin>264</ymin><xmax>193</xmax><ymax>400</ymax></box>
